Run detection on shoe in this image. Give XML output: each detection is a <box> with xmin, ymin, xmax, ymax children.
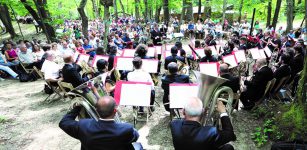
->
<box><xmin>241</xmin><ymin>105</ymin><xmax>254</xmax><ymax>110</ymax></box>
<box><xmin>150</xmin><ymin>106</ymin><xmax>155</xmax><ymax>112</ymax></box>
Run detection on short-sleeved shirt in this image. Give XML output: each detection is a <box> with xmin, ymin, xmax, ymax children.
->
<box><xmin>41</xmin><ymin>60</ymin><xmax>61</xmax><ymax>80</ymax></box>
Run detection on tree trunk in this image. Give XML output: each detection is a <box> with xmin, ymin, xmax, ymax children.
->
<box><xmin>272</xmin><ymin>0</ymin><xmax>282</xmax><ymax>30</ymax></box>
<box><xmin>163</xmin><ymin>0</ymin><xmax>169</xmax><ymax>25</ymax></box>
<box><xmin>186</xmin><ymin>0</ymin><xmax>193</xmax><ymax>22</ymax></box>
<box><xmin>113</xmin><ymin>0</ymin><xmax>118</xmax><ymax>21</ymax></box>
<box><xmin>238</xmin><ymin>0</ymin><xmax>244</xmax><ymax>22</ymax></box>
<box><xmin>198</xmin><ymin>0</ymin><xmax>201</xmax><ymax>15</ymax></box>
<box><xmin>78</xmin><ymin>0</ymin><xmax>89</xmax><ymax>39</ymax></box>
<box><xmin>305</xmin><ymin>0</ymin><xmax>307</xmax><ymax>29</ymax></box>
<box><xmin>144</xmin><ymin>0</ymin><xmax>148</xmax><ymax>21</ymax></box>
<box><xmin>180</xmin><ymin>0</ymin><xmax>186</xmax><ymax>23</ymax></box>
<box><xmin>266</xmin><ymin>0</ymin><xmax>272</xmax><ymax>26</ymax></box>
<box><xmin>103</xmin><ymin>5</ymin><xmax>110</xmax><ymax>51</ymax></box>
<box><xmin>286</xmin><ymin>0</ymin><xmax>294</xmax><ymax>33</ymax></box>
<box><xmin>9</xmin><ymin>4</ymin><xmax>24</xmax><ymax>40</ymax></box>
<box><xmin>135</xmin><ymin>0</ymin><xmax>140</xmax><ymax>23</ymax></box>
<box><xmin>297</xmin><ymin>0</ymin><xmax>301</xmax><ymax>4</ymax></box>
<box><xmin>155</xmin><ymin>4</ymin><xmax>162</xmax><ymax>23</ymax></box>
<box><xmin>118</xmin><ymin>0</ymin><xmax>125</xmax><ymax>16</ymax></box>
<box><xmin>222</xmin><ymin>0</ymin><xmax>227</xmax><ymax>29</ymax></box>
<box><xmin>91</xmin><ymin>0</ymin><xmax>99</xmax><ymax>18</ymax></box>
<box><xmin>203</xmin><ymin>0</ymin><xmax>211</xmax><ymax>19</ymax></box>
<box><xmin>0</xmin><ymin>3</ymin><xmax>17</xmax><ymax>39</ymax></box>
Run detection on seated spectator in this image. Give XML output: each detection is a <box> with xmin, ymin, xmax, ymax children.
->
<box><xmin>60</xmin><ymin>41</ymin><xmax>74</xmax><ymax>56</ymax></box>
<box><xmin>164</xmin><ymin>46</ymin><xmax>185</xmax><ymax>70</ymax></box>
<box><xmin>32</xmin><ymin>44</ymin><xmax>45</xmax><ymax>62</ymax></box>
<box><xmin>200</xmin><ymin>47</ymin><xmax>218</xmax><ymax>62</ymax></box>
<box><xmin>83</xmin><ymin>38</ymin><xmax>96</xmax><ymax>57</ymax></box>
<box><xmin>4</xmin><ymin>42</ymin><xmax>18</xmax><ymax>63</ymax></box>
<box><xmin>18</xmin><ymin>44</ymin><xmax>43</xmax><ymax>69</ymax></box>
<box><xmin>75</xmin><ymin>41</ymin><xmax>86</xmax><ymax>54</ymax></box>
<box><xmin>114</xmin><ymin>34</ymin><xmax>124</xmax><ymax>49</ymax></box>
<box><xmin>0</xmin><ymin>53</ymin><xmax>18</xmax><ymax>67</ymax></box>
<box><xmin>41</xmin><ymin>52</ymin><xmax>62</xmax><ymax>85</ymax></box>
<box><xmin>62</xmin><ymin>54</ymin><xmax>88</xmax><ymax>88</ymax></box>
<box><xmin>0</xmin><ymin>64</ymin><xmax>18</xmax><ymax>79</ymax></box>
<box><xmin>171</xmin><ymin>97</ymin><xmax>236</xmax><ymax>150</ymax></box>
<box><xmin>127</xmin><ymin>57</ymin><xmax>155</xmax><ymax>112</ymax></box>
<box><xmin>161</xmin><ymin>62</ymin><xmax>190</xmax><ymax>112</ymax></box>
<box><xmin>59</xmin><ymin>96</ymin><xmax>140</xmax><ymax>150</ymax></box>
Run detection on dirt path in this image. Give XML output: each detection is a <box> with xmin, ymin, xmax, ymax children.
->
<box><xmin>0</xmin><ymin>79</ymin><xmax>272</xmax><ymax>150</ymax></box>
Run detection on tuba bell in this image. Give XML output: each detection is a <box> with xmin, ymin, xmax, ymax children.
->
<box><xmin>196</xmin><ymin>72</ymin><xmax>234</xmax><ymax>125</ymax></box>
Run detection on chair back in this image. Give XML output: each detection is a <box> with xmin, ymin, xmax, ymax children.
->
<box><xmin>58</xmin><ymin>81</ymin><xmax>74</xmax><ymax>93</ymax></box>
<box><xmin>272</xmin><ymin>75</ymin><xmax>291</xmax><ymax>94</ymax></box>
<box><xmin>268</xmin><ymin>78</ymin><xmax>276</xmax><ymax>94</ymax></box>
<box><xmin>33</xmin><ymin>66</ymin><xmax>44</xmax><ymax>79</ymax></box>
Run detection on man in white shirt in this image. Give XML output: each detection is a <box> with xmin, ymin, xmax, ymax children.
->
<box><xmin>127</xmin><ymin>57</ymin><xmax>155</xmax><ymax>112</ymax></box>
<box><xmin>18</xmin><ymin>44</ymin><xmax>43</xmax><ymax>69</ymax></box>
<box><xmin>60</xmin><ymin>41</ymin><xmax>74</xmax><ymax>56</ymax></box>
<box><xmin>41</xmin><ymin>52</ymin><xmax>62</xmax><ymax>84</ymax></box>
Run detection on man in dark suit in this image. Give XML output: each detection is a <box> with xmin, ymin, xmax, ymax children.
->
<box><xmin>199</xmin><ymin>47</ymin><xmax>218</xmax><ymax>63</ymax></box>
<box><xmin>289</xmin><ymin>46</ymin><xmax>304</xmax><ymax>96</ymax></box>
<box><xmin>62</xmin><ymin>54</ymin><xmax>89</xmax><ymax>88</ymax></box>
<box><xmin>150</xmin><ymin>23</ymin><xmax>162</xmax><ymax>45</ymax></box>
<box><xmin>240</xmin><ymin>58</ymin><xmax>273</xmax><ymax>110</ymax></box>
<box><xmin>220</xmin><ymin>64</ymin><xmax>240</xmax><ymax>93</ymax></box>
<box><xmin>59</xmin><ymin>96</ymin><xmax>140</xmax><ymax>150</ymax></box>
<box><xmin>271</xmin><ymin>54</ymin><xmax>291</xmax><ymax>92</ymax></box>
<box><xmin>164</xmin><ymin>46</ymin><xmax>185</xmax><ymax>70</ymax></box>
<box><xmin>171</xmin><ymin>97</ymin><xmax>236</xmax><ymax>150</ymax></box>
<box><xmin>161</xmin><ymin>62</ymin><xmax>190</xmax><ymax>112</ymax></box>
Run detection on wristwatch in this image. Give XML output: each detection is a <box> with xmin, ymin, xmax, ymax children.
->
<box><xmin>220</xmin><ymin>112</ymin><xmax>228</xmax><ymax>118</ymax></box>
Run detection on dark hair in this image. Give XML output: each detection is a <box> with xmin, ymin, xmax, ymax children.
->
<box><xmin>168</xmin><ymin>62</ymin><xmax>178</xmax><ymax>74</ymax></box>
<box><xmin>204</xmin><ymin>47</ymin><xmax>212</xmax><ymax>57</ymax></box>
<box><xmin>96</xmin><ymin>96</ymin><xmax>116</xmax><ymax>118</ymax></box>
<box><xmin>195</xmin><ymin>40</ymin><xmax>201</xmax><ymax>48</ymax></box>
<box><xmin>280</xmin><ymin>54</ymin><xmax>291</xmax><ymax>65</ymax></box>
<box><xmin>171</xmin><ymin>46</ymin><xmax>178</xmax><ymax>54</ymax></box>
<box><xmin>135</xmin><ymin>44</ymin><xmax>147</xmax><ymax>57</ymax></box>
<box><xmin>96</xmin><ymin>59</ymin><xmax>108</xmax><ymax>72</ymax></box>
<box><xmin>294</xmin><ymin>46</ymin><xmax>303</xmax><ymax>54</ymax></box>
<box><xmin>109</xmin><ymin>46</ymin><xmax>117</xmax><ymax>55</ymax></box>
<box><xmin>132</xmin><ymin>57</ymin><xmax>142</xmax><ymax>69</ymax></box>
<box><xmin>175</xmin><ymin>42</ymin><xmax>182</xmax><ymax>49</ymax></box>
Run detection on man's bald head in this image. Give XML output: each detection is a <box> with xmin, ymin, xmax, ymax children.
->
<box><xmin>184</xmin><ymin>97</ymin><xmax>203</xmax><ymax>118</ymax></box>
<box><xmin>96</xmin><ymin>96</ymin><xmax>116</xmax><ymax>119</ymax></box>
<box><xmin>256</xmin><ymin>58</ymin><xmax>267</xmax><ymax>68</ymax></box>
<box><xmin>220</xmin><ymin>63</ymin><xmax>229</xmax><ymax>74</ymax></box>
<box><xmin>168</xmin><ymin>62</ymin><xmax>178</xmax><ymax>74</ymax></box>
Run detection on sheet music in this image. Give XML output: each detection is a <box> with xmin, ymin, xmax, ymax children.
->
<box><xmin>115</xmin><ymin>57</ymin><xmax>134</xmax><ymax>71</ymax></box>
<box><xmin>249</xmin><ymin>48</ymin><xmax>261</xmax><ymax>60</ymax></box>
<box><xmin>147</xmin><ymin>47</ymin><xmax>156</xmax><ymax>57</ymax></box>
<box><xmin>92</xmin><ymin>55</ymin><xmax>109</xmax><ymax>67</ymax></box>
<box><xmin>264</xmin><ymin>47</ymin><xmax>272</xmax><ymax>57</ymax></box>
<box><xmin>155</xmin><ymin>46</ymin><xmax>162</xmax><ymax>54</ymax></box>
<box><xmin>182</xmin><ymin>45</ymin><xmax>191</xmax><ymax>52</ymax></box>
<box><xmin>166</xmin><ymin>45</ymin><xmax>175</xmax><ymax>51</ymax></box>
<box><xmin>122</xmin><ymin>49</ymin><xmax>136</xmax><ymax>57</ymax></box>
<box><xmin>259</xmin><ymin>49</ymin><xmax>266</xmax><ymax>58</ymax></box>
<box><xmin>120</xmin><ymin>83</ymin><xmax>151</xmax><ymax>106</ymax></box>
<box><xmin>223</xmin><ymin>55</ymin><xmax>238</xmax><ymax>67</ymax></box>
<box><xmin>208</xmin><ymin>46</ymin><xmax>218</xmax><ymax>55</ymax></box>
<box><xmin>169</xmin><ymin>84</ymin><xmax>198</xmax><ymax>108</ymax></box>
<box><xmin>194</xmin><ymin>49</ymin><xmax>205</xmax><ymax>59</ymax></box>
<box><xmin>234</xmin><ymin>50</ymin><xmax>247</xmax><ymax>62</ymax></box>
<box><xmin>199</xmin><ymin>63</ymin><xmax>219</xmax><ymax>77</ymax></box>
<box><xmin>73</xmin><ymin>51</ymin><xmax>80</xmax><ymax>62</ymax></box>
<box><xmin>77</xmin><ymin>54</ymin><xmax>90</xmax><ymax>65</ymax></box>
<box><xmin>142</xmin><ymin>59</ymin><xmax>159</xmax><ymax>73</ymax></box>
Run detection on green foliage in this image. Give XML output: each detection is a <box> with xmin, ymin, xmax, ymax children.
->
<box><xmin>252</xmin><ymin>119</ymin><xmax>274</xmax><ymax>147</ymax></box>
<box><xmin>0</xmin><ymin>115</ymin><xmax>8</xmax><ymax>123</ymax></box>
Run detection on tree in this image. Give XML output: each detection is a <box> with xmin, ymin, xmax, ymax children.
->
<box><xmin>272</xmin><ymin>0</ymin><xmax>282</xmax><ymax>29</ymax></box>
<box><xmin>203</xmin><ymin>0</ymin><xmax>211</xmax><ymax>19</ymax></box>
<box><xmin>197</xmin><ymin>0</ymin><xmax>201</xmax><ymax>16</ymax></box>
<box><xmin>180</xmin><ymin>0</ymin><xmax>186</xmax><ymax>23</ymax></box>
<box><xmin>163</xmin><ymin>0</ymin><xmax>169</xmax><ymax>25</ymax></box>
<box><xmin>0</xmin><ymin>3</ymin><xmax>17</xmax><ymax>38</ymax></box>
<box><xmin>238</xmin><ymin>0</ymin><xmax>244</xmax><ymax>22</ymax></box>
<box><xmin>77</xmin><ymin>0</ymin><xmax>89</xmax><ymax>39</ymax></box>
<box><xmin>135</xmin><ymin>0</ymin><xmax>140</xmax><ymax>23</ymax></box>
<box><xmin>155</xmin><ymin>1</ymin><xmax>162</xmax><ymax>23</ymax></box>
<box><xmin>286</xmin><ymin>0</ymin><xmax>294</xmax><ymax>33</ymax></box>
<box><xmin>118</xmin><ymin>0</ymin><xmax>125</xmax><ymax>15</ymax></box>
<box><xmin>100</xmin><ymin>0</ymin><xmax>113</xmax><ymax>50</ymax></box>
<box><xmin>185</xmin><ymin>0</ymin><xmax>193</xmax><ymax>22</ymax></box>
<box><xmin>91</xmin><ymin>0</ymin><xmax>99</xmax><ymax>18</ymax></box>
<box><xmin>266</xmin><ymin>0</ymin><xmax>272</xmax><ymax>27</ymax></box>
<box><xmin>221</xmin><ymin>0</ymin><xmax>227</xmax><ymax>29</ymax></box>
<box><xmin>144</xmin><ymin>0</ymin><xmax>148</xmax><ymax>21</ymax></box>
<box><xmin>113</xmin><ymin>0</ymin><xmax>118</xmax><ymax>21</ymax></box>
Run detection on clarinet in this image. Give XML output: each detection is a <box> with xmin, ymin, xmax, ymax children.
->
<box><xmin>188</xmin><ymin>44</ymin><xmax>201</xmax><ymax>60</ymax></box>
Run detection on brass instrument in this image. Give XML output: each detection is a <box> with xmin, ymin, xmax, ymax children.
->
<box><xmin>113</xmin><ymin>69</ymin><xmax>121</xmax><ymax>81</ymax></box>
<box><xmin>196</xmin><ymin>72</ymin><xmax>234</xmax><ymax>125</ymax></box>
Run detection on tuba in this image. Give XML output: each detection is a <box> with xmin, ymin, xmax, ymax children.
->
<box><xmin>196</xmin><ymin>72</ymin><xmax>234</xmax><ymax>125</ymax></box>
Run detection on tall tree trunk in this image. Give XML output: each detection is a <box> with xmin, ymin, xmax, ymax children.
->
<box><xmin>113</xmin><ymin>0</ymin><xmax>118</xmax><ymax>21</ymax></box>
<box><xmin>91</xmin><ymin>0</ymin><xmax>99</xmax><ymax>18</ymax></box>
<box><xmin>9</xmin><ymin>4</ymin><xmax>24</xmax><ymax>40</ymax></box>
<box><xmin>197</xmin><ymin>0</ymin><xmax>201</xmax><ymax>15</ymax></box>
<box><xmin>78</xmin><ymin>0</ymin><xmax>89</xmax><ymax>39</ymax></box>
<box><xmin>297</xmin><ymin>0</ymin><xmax>301</xmax><ymax>4</ymax></box>
<box><xmin>266</xmin><ymin>0</ymin><xmax>272</xmax><ymax>26</ymax></box>
<box><xmin>100</xmin><ymin>0</ymin><xmax>112</xmax><ymax>50</ymax></box>
<box><xmin>186</xmin><ymin>0</ymin><xmax>193</xmax><ymax>22</ymax></box>
<box><xmin>203</xmin><ymin>0</ymin><xmax>211</xmax><ymax>19</ymax></box>
<box><xmin>180</xmin><ymin>0</ymin><xmax>186</xmax><ymax>23</ymax></box>
<box><xmin>222</xmin><ymin>0</ymin><xmax>227</xmax><ymax>29</ymax></box>
<box><xmin>286</xmin><ymin>0</ymin><xmax>294</xmax><ymax>33</ymax></box>
<box><xmin>144</xmin><ymin>0</ymin><xmax>148</xmax><ymax>21</ymax></box>
<box><xmin>238</xmin><ymin>0</ymin><xmax>244</xmax><ymax>22</ymax></box>
<box><xmin>0</xmin><ymin>3</ymin><xmax>17</xmax><ymax>39</ymax></box>
<box><xmin>272</xmin><ymin>0</ymin><xmax>282</xmax><ymax>30</ymax></box>
<box><xmin>155</xmin><ymin>4</ymin><xmax>162</xmax><ymax>23</ymax></box>
<box><xmin>163</xmin><ymin>0</ymin><xmax>169</xmax><ymax>25</ymax></box>
<box><xmin>135</xmin><ymin>0</ymin><xmax>140</xmax><ymax>23</ymax></box>
<box><xmin>118</xmin><ymin>0</ymin><xmax>125</xmax><ymax>16</ymax></box>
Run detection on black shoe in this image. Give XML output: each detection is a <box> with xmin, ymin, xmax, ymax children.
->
<box><xmin>241</xmin><ymin>104</ymin><xmax>254</xmax><ymax>110</ymax></box>
<box><xmin>150</xmin><ymin>106</ymin><xmax>155</xmax><ymax>112</ymax></box>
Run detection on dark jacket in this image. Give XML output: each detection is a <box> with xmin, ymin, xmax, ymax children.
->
<box><xmin>272</xmin><ymin>64</ymin><xmax>291</xmax><ymax>92</ymax></box>
<box><xmin>290</xmin><ymin>54</ymin><xmax>304</xmax><ymax>75</ymax></box>
<box><xmin>171</xmin><ymin>116</ymin><xmax>236</xmax><ymax>150</ymax></box>
<box><xmin>199</xmin><ymin>56</ymin><xmax>218</xmax><ymax>63</ymax></box>
<box><xmin>164</xmin><ymin>55</ymin><xmax>185</xmax><ymax>70</ymax></box>
<box><xmin>62</xmin><ymin>63</ymin><xmax>88</xmax><ymax>87</ymax></box>
<box><xmin>220</xmin><ymin>73</ymin><xmax>240</xmax><ymax>93</ymax></box>
<box><xmin>150</xmin><ymin>29</ymin><xmax>162</xmax><ymax>45</ymax></box>
<box><xmin>59</xmin><ymin>107</ymin><xmax>139</xmax><ymax>150</ymax></box>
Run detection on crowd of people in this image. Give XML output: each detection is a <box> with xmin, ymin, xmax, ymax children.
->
<box><xmin>1</xmin><ymin>14</ymin><xmax>306</xmax><ymax>149</ymax></box>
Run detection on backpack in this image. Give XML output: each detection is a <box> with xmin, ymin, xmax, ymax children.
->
<box><xmin>44</xmin><ymin>84</ymin><xmax>54</xmax><ymax>94</ymax></box>
<box><xmin>19</xmin><ymin>72</ymin><xmax>32</xmax><ymax>82</ymax></box>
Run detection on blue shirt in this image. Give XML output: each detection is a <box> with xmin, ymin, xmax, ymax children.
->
<box><xmin>83</xmin><ymin>44</ymin><xmax>93</xmax><ymax>50</ymax></box>
<box><xmin>188</xmin><ymin>24</ymin><xmax>195</xmax><ymax>30</ymax></box>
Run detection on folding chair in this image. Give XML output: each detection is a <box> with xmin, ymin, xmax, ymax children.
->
<box><xmin>20</xmin><ymin>62</ymin><xmax>34</xmax><ymax>74</ymax></box>
<box><xmin>253</xmin><ymin>79</ymin><xmax>274</xmax><ymax>107</ymax></box>
<box><xmin>284</xmin><ymin>71</ymin><xmax>302</xmax><ymax>100</ymax></box>
<box><xmin>270</xmin><ymin>75</ymin><xmax>291</xmax><ymax>101</ymax></box>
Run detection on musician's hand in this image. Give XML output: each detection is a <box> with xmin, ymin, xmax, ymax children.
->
<box><xmin>216</xmin><ymin>100</ymin><xmax>226</xmax><ymax>113</ymax></box>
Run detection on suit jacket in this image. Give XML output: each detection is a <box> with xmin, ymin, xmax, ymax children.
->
<box><xmin>199</xmin><ymin>56</ymin><xmax>218</xmax><ymax>63</ymax></box>
<box><xmin>220</xmin><ymin>73</ymin><xmax>240</xmax><ymax>93</ymax></box>
<box><xmin>164</xmin><ymin>55</ymin><xmax>185</xmax><ymax>70</ymax></box>
<box><xmin>62</xmin><ymin>63</ymin><xmax>88</xmax><ymax>87</ymax></box>
<box><xmin>273</xmin><ymin>64</ymin><xmax>291</xmax><ymax>80</ymax></box>
<box><xmin>290</xmin><ymin>54</ymin><xmax>304</xmax><ymax>75</ymax></box>
<box><xmin>59</xmin><ymin>107</ymin><xmax>139</xmax><ymax>150</ymax></box>
<box><xmin>108</xmin><ymin>54</ymin><xmax>116</xmax><ymax>71</ymax></box>
<box><xmin>244</xmin><ymin>66</ymin><xmax>273</xmax><ymax>100</ymax></box>
<box><xmin>150</xmin><ymin>29</ymin><xmax>162</xmax><ymax>45</ymax></box>
<box><xmin>171</xmin><ymin>116</ymin><xmax>236</xmax><ymax>150</ymax></box>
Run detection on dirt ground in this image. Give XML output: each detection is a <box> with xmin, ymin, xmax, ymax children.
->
<box><xmin>0</xmin><ymin>79</ymin><xmax>272</xmax><ymax>150</ymax></box>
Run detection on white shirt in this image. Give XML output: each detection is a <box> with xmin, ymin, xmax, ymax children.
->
<box><xmin>41</xmin><ymin>59</ymin><xmax>61</xmax><ymax>80</ymax></box>
<box><xmin>127</xmin><ymin>69</ymin><xmax>154</xmax><ymax>90</ymax></box>
<box><xmin>60</xmin><ymin>47</ymin><xmax>74</xmax><ymax>56</ymax></box>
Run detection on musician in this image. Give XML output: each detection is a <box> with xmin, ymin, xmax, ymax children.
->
<box><xmin>161</xmin><ymin>62</ymin><xmax>190</xmax><ymax>112</ymax></box>
<box><xmin>219</xmin><ymin>64</ymin><xmax>240</xmax><ymax>93</ymax></box>
<box><xmin>289</xmin><ymin>46</ymin><xmax>304</xmax><ymax>96</ymax></box>
<box><xmin>62</xmin><ymin>54</ymin><xmax>89</xmax><ymax>88</ymax></box>
<box><xmin>238</xmin><ymin>37</ymin><xmax>248</xmax><ymax>51</ymax></box>
<box><xmin>174</xmin><ymin>41</ymin><xmax>186</xmax><ymax>58</ymax></box>
<box><xmin>59</xmin><ymin>96</ymin><xmax>141</xmax><ymax>150</ymax></box>
<box><xmin>199</xmin><ymin>47</ymin><xmax>218</xmax><ymax>63</ymax></box>
<box><xmin>135</xmin><ymin>44</ymin><xmax>152</xmax><ymax>59</ymax></box>
<box><xmin>150</xmin><ymin>23</ymin><xmax>162</xmax><ymax>45</ymax></box>
<box><xmin>271</xmin><ymin>54</ymin><xmax>291</xmax><ymax>92</ymax></box>
<box><xmin>204</xmin><ymin>34</ymin><xmax>216</xmax><ymax>46</ymax></box>
<box><xmin>195</xmin><ymin>20</ymin><xmax>204</xmax><ymax>39</ymax></box>
<box><xmin>171</xmin><ymin>97</ymin><xmax>236</xmax><ymax>150</ymax></box>
<box><xmin>164</xmin><ymin>46</ymin><xmax>185</xmax><ymax>70</ymax></box>
<box><xmin>240</xmin><ymin>58</ymin><xmax>273</xmax><ymax>110</ymax></box>
<box><xmin>160</xmin><ymin>23</ymin><xmax>168</xmax><ymax>37</ymax></box>
<box><xmin>95</xmin><ymin>59</ymin><xmax>116</xmax><ymax>95</ymax></box>
<box><xmin>127</xmin><ymin>57</ymin><xmax>155</xmax><ymax>112</ymax></box>
<box><xmin>107</xmin><ymin>46</ymin><xmax>117</xmax><ymax>71</ymax></box>
<box><xmin>267</xmin><ymin>33</ymin><xmax>282</xmax><ymax>52</ymax></box>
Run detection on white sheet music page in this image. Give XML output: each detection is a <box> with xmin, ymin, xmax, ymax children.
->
<box><xmin>73</xmin><ymin>51</ymin><xmax>80</xmax><ymax>62</ymax></box>
<box><xmin>123</xmin><ymin>49</ymin><xmax>136</xmax><ymax>57</ymax></box>
<box><xmin>223</xmin><ymin>55</ymin><xmax>238</xmax><ymax>67</ymax></box>
<box><xmin>155</xmin><ymin>46</ymin><xmax>162</xmax><ymax>54</ymax></box>
<box><xmin>264</xmin><ymin>47</ymin><xmax>272</xmax><ymax>57</ymax></box>
<box><xmin>166</xmin><ymin>45</ymin><xmax>175</xmax><ymax>51</ymax></box>
<box><xmin>147</xmin><ymin>47</ymin><xmax>156</xmax><ymax>57</ymax></box>
<box><xmin>194</xmin><ymin>49</ymin><xmax>205</xmax><ymax>59</ymax></box>
<box><xmin>77</xmin><ymin>54</ymin><xmax>90</xmax><ymax>65</ymax></box>
<box><xmin>169</xmin><ymin>84</ymin><xmax>198</xmax><ymax>108</ymax></box>
<box><xmin>234</xmin><ymin>50</ymin><xmax>247</xmax><ymax>62</ymax></box>
<box><xmin>259</xmin><ymin>49</ymin><xmax>267</xmax><ymax>58</ymax></box>
<box><xmin>199</xmin><ymin>63</ymin><xmax>218</xmax><ymax>77</ymax></box>
<box><xmin>208</xmin><ymin>46</ymin><xmax>218</xmax><ymax>55</ymax></box>
<box><xmin>142</xmin><ymin>59</ymin><xmax>158</xmax><ymax>73</ymax></box>
<box><xmin>116</xmin><ymin>57</ymin><xmax>134</xmax><ymax>71</ymax></box>
<box><xmin>249</xmin><ymin>48</ymin><xmax>261</xmax><ymax>60</ymax></box>
<box><xmin>120</xmin><ymin>83</ymin><xmax>151</xmax><ymax>106</ymax></box>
